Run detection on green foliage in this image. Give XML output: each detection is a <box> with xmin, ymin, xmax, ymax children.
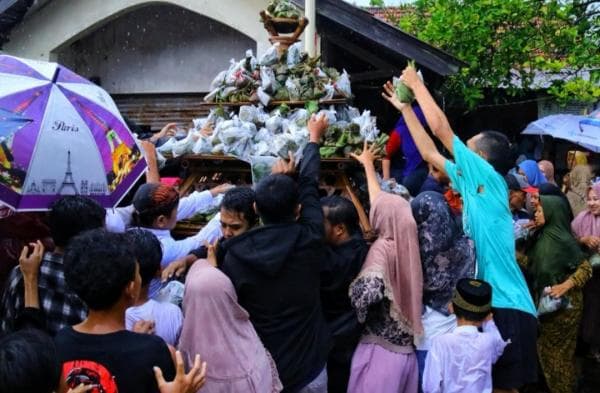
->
<box><xmin>398</xmin><ymin>0</ymin><xmax>600</xmax><ymax>109</ymax></box>
<box><xmin>370</xmin><ymin>0</ymin><xmax>385</xmax><ymax>7</ymax></box>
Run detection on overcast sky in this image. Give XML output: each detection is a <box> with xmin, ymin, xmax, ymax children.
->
<box><xmin>344</xmin><ymin>0</ymin><xmax>413</xmax><ymax>6</ymax></box>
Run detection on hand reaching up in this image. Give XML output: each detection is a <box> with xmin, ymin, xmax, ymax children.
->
<box><xmin>401</xmin><ymin>64</ymin><xmax>422</xmax><ymax>91</ymax></box>
<box><xmin>19</xmin><ymin>240</ymin><xmax>44</xmax><ymax>282</ymax></box>
<box><xmin>209</xmin><ymin>183</ymin><xmax>234</xmax><ymax>197</ymax></box>
<box><xmin>350</xmin><ymin>141</ymin><xmax>380</xmax><ymax>167</ymax></box>
<box><xmin>154</xmin><ymin>351</ymin><xmax>207</xmax><ymax>393</ymax></box>
<box><xmin>204</xmin><ymin>240</ymin><xmax>218</xmax><ymax>267</ymax></box>
<box><xmin>308</xmin><ymin>114</ymin><xmax>329</xmax><ymax>143</ymax></box>
<box><xmin>271</xmin><ymin>151</ymin><xmax>296</xmax><ymax>176</ymax></box>
<box><xmin>382</xmin><ymin>81</ymin><xmax>406</xmax><ymax>112</ymax></box>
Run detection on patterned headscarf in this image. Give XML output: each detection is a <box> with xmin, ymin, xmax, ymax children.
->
<box><xmin>411</xmin><ymin>192</ymin><xmax>476</xmax><ymax>314</ymax></box>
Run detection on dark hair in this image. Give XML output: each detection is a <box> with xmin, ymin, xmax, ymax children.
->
<box><xmin>474</xmin><ymin>131</ymin><xmax>514</xmax><ymax>176</ymax></box>
<box><xmin>539</xmin><ymin>183</ymin><xmax>573</xmax><ymax>221</ymax></box>
<box><xmin>0</xmin><ymin>329</ymin><xmax>60</xmax><ymax>393</ymax></box>
<box><xmin>124</xmin><ymin>229</ymin><xmax>162</xmax><ymax>287</ymax></box>
<box><xmin>221</xmin><ymin>187</ymin><xmax>258</xmax><ymax>227</ymax></box>
<box><xmin>321</xmin><ymin>195</ymin><xmax>361</xmax><ymax>235</ymax></box>
<box><xmin>132</xmin><ymin>184</ymin><xmax>180</xmax><ymax>228</ymax></box>
<box><xmin>48</xmin><ymin>196</ymin><xmax>106</xmax><ymax>247</ymax></box>
<box><xmin>64</xmin><ymin>229</ymin><xmax>136</xmax><ymax>310</ymax></box>
<box><xmin>254</xmin><ymin>174</ymin><xmax>298</xmax><ymax>224</ymax></box>
<box><xmin>452</xmin><ymin>303</ymin><xmax>489</xmax><ymax>322</ymax></box>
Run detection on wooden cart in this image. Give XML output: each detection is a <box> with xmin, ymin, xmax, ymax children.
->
<box><xmin>172</xmin><ymin>153</ymin><xmax>374</xmax><ymax>240</ymax></box>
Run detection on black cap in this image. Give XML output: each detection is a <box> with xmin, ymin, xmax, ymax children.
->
<box><xmin>452</xmin><ymin>278</ymin><xmax>492</xmax><ymax>313</ymax></box>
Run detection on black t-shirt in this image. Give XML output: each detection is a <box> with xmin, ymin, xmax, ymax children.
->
<box><xmin>55</xmin><ymin>327</ymin><xmax>175</xmax><ymax>393</ymax></box>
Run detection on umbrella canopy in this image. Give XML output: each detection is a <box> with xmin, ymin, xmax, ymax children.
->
<box><xmin>0</xmin><ymin>55</ymin><xmax>146</xmax><ymax>211</ymax></box>
<box><xmin>522</xmin><ymin>113</ymin><xmax>600</xmax><ymax>153</ymax></box>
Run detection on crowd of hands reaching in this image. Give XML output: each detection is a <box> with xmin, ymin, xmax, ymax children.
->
<box><xmin>13</xmin><ymin>64</ymin><xmax>427</xmax><ymax>393</ymax></box>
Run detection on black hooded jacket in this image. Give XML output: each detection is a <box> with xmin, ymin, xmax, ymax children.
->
<box><xmin>220</xmin><ymin>143</ymin><xmax>331</xmax><ymax>392</ymax></box>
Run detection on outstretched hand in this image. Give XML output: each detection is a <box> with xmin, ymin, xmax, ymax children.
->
<box><xmin>204</xmin><ymin>240</ymin><xmax>218</xmax><ymax>267</ymax></box>
<box><xmin>272</xmin><ymin>151</ymin><xmax>296</xmax><ymax>175</ymax></box>
<box><xmin>382</xmin><ymin>81</ymin><xmax>406</xmax><ymax>112</ymax></box>
<box><xmin>308</xmin><ymin>113</ymin><xmax>329</xmax><ymax>143</ymax></box>
<box><xmin>19</xmin><ymin>240</ymin><xmax>44</xmax><ymax>281</ymax></box>
<box><xmin>350</xmin><ymin>140</ymin><xmax>380</xmax><ymax>167</ymax></box>
<box><xmin>67</xmin><ymin>384</ymin><xmax>94</xmax><ymax>393</ymax></box>
<box><xmin>210</xmin><ymin>183</ymin><xmax>234</xmax><ymax>197</ymax></box>
<box><xmin>401</xmin><ymin>65</ymin><xmax>422</xmax><ymax>90</ymax></box>
<box><xmin>154</xmin><ymin>351</ymin><xmax>207</xmax><ymax>393</ymax></box>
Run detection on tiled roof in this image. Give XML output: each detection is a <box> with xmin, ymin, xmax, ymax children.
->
<box><xmin>363</xmin><ymin>6</ymin><xmax>412</xmax><ymax>25</ymax></box>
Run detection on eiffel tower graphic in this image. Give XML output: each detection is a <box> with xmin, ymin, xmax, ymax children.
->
<box><xmin>57</xmin><ymin>150</ymin><xmax>78</xmax><ymax>195</ymax></box>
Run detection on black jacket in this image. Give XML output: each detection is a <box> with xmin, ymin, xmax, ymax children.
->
<box><xmin>220</xmin><ymin>143</ymin><xmax>331</xmax><ymax>393</ymax></box>
<box><xmin>321</xmin><ymin>235</ymin><xmax>368</xmax><ymax>342</ymax></box>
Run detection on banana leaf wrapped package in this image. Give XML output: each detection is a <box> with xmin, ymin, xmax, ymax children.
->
<box><xmin>393</xmin><ymin>60</ymin><xmax>424</xmax><ymax>103</ymax></box>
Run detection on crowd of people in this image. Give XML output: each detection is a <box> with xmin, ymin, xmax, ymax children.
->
<box><xmin>0</xmin><ymin>64</ymin><xmax>598</xmax><ymax>393</ymax></box>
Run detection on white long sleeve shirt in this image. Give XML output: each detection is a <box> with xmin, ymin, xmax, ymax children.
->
<box><xmin>144</xmin><ymin>190</ymin><xmax>223</xmax><ymax>298</ymax></box>
<box><xmin>422</xmin><ymin>320</ymin><xmax>508</xmax><ymax>393</ymax></box>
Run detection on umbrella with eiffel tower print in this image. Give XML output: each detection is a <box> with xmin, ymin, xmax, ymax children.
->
<box><xmin>0</xmin><ymin>54</ymin><xmax>147</xmax><ymax>211</ymax></box>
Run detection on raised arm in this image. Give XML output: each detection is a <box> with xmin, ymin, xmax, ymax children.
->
<box><xmin>350</xmin><ymin>141</ymin><xmax>382</xmax><ymax>204</ymax></box>
<box><xmin>400</xmin><ymin>66</ymin><xmax>455</xmax><ymax>153</ymax></box>
<box><xmin>382</xmin><ymin>84</ymin><xmax>447</xmax><ymax>174</ymax></box>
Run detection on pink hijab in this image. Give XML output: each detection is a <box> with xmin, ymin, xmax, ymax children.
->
<box><xmin>179</xmin><ymin>260</ymin><xmax>282</xmax><ymax>393</ymax></box>
<box><xmin>359</xmin><ymin>192</ymin><xmax>423</xmax><ymax>335</ymax></box>
<box><xmin>571</xmin><ymin>183</ymin><xmax>600</xmax><ymax>238</ymax></box>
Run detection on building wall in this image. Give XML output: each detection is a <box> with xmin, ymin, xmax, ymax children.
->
<box><xmin>3</xmin><ymin>0</ymin><xmax>273</xmax><ymax>92</ymax></box>
<box><xmin>55</xmin><ymin>4</ymin><xmax>256</xmax><ymax>93</ymax></box>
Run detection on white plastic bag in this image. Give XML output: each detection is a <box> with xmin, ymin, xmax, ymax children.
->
<box><xmin>352</xmin><ymin>110</ymin><xmax>379</xmax><ymax>142</ymax></box>
<box><xmin>334</xmin><ymin>69</ymin><xmax>352</xmax><ymax>98</ymax></box>
<box><xmin>259</xmin><ymin>44</ymin><xmax>280</xmax><ymax>66</ymax></box>
<box><xmin>537</xmin><ymin>286</ymin><xmax>572</xmax><ymax>316</ymax></box>
<box><xmin>250</xmin><ymin>155</ymin><xmax>279</xmax><ymax>184</ymax></box>
<box><xmin>239</xmin><ymin>105</ymin><xmax>258</xmax><ymax>123</ymax></box>
<box><xmin>260</xmin><ymin>66</ymin><xmax>277</xmax><ymax>93</ymax></box>
<box><xmin>285</xmin><ymin>78</ymin><xmax>301</xmax><ymax>100</ymax></box>
<box><xmin>210</xmin><ymin>70</ymin><xmax>227</xmax><ymax>90</ymax></box>
<box><xmin>286</xmin><ymin>42</ymin><xmax>303</xmax><ymax>66</ymax></box>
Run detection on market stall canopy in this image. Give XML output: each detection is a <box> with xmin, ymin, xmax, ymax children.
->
<box><xmin>0</xmin><ymin>54</ymin><xmax>146</xmax><ymax>211</ymax></box>
<box><xmin>522</xmin><ymin>112</ymin><xmax>600</xmax><ymax>153</ymax></box>
<box><xmin>291</xmin><ymin>0</ymin><xmax>463</xmax><ymax>82</ymax></box>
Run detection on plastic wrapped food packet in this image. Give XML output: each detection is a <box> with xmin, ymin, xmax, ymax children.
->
<box><xmin>156</xmin><ymin>280</ymin><xmax>185</xmax><ymax>306</ymax></box>
<box><xmin>249</xmin><ymin>155</ymin><xmax>279</xmax><ymax>184</ymax></box>
<box><xmin>245</xmin><ymin>49</ymin><xmax>258</xmax><ymax>71</ymax></box>
<box><xmin>285</xmin><ymin>78</ymin><xmax>301</xmax><ymax>100</ymax></box>
<box><xmin>192</xmin><ymin>136</ymin><xmax>213</xmax><ymax>155</ymax></box>
<box><xmin>172</xmin><ymin>133</ymin><xmax>196</xmax><ymax>157</ymax></box>
<box><xmin>289</xmin><ymin>108</ymin><xmax>309</xmax><ymax>126</ymax></box>
<box><xmin>210</xmin><ymin>70</ymin><xmax>228</xmax><ymax>90</ymax></box>
<box><xmin>256</xmin><ymin>87</ymin><xmax>272</xmax><ymax>107</ymax></box>
<box><xmin>252</xmin><ymin>140</ymin><xmax>271</xmax><ymax>156</ymax></box>
<box><xmin>317</xmin><ymin>108</ymin><xmax>337</xmax><ymax>125</ymax></box>
<box><xmin>239</xmin><ymin>105</ymin><xmax>259</xmax><ymax>123</ymax></box>
<box><xmin>537</xmin><ymin>286</ymin><xmax>572</xmax><ymax>316</ymax></box>
<box><xmin>259</xmin><ymin>44</ymin><xmax>280</xmax><ymax>66</ymax></box>
<box><xmin>286</xmin><ymin>42</ymin><xmax>303</xmax><ymax>67</ymax></box>
<box><xmin>265</xmin><ymin>112</ymin><xmax>283</xmax><ymax>134</ymax></box>
<box><xmin>225</xmin><ymin>137</ymin><xmax>253</xmax><ymax>161</ymax></box>
<box><xmin>272</xmin><ymin>134</ymin><xmax>299</xmax><ymax>159</ymax></box>
<box><xmin>156</xmin><ymin>137</ymin><xmax>177</xmax><ymax>155</ymax></box>
<box><xmin>254</xmin><ymin>127</ymin><xmax>274</xmax><ymax>143</ymax></box>
<box><xmin>353</xmin><ymin>110</ymin><xmax>379</xmax><ymax>142</ymax></box>
<box><xmin>204</xmin><ymin>87</ymin><xmax>221</xmax><ymax>103</ymax></box>
<box><xmin>334</xmin><ymin>69</ymin><xmax>352</xmax><ymax>98</ymax></box>
<box><xmin>321</xmin><ymin>83</ymin><xmax>335</xmax><ymax>101</ymax></box>
<box><xmin>260</xmin><ymin>66</ymin><xmax>277</xmax><ymax>93</ymax></box>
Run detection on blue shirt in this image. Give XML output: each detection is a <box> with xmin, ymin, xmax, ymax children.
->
<box><xmin>445</xmin><ymin>136</ymin><xmax>536</xmax><ymax>316</ymax></box>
